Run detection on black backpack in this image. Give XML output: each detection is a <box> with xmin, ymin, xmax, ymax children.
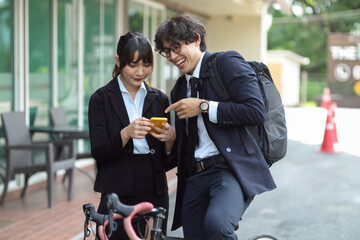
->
<box><xmin>204</xmin><ymin>52</ymin><xmax>287</xmax><ymax>166</ymax></box>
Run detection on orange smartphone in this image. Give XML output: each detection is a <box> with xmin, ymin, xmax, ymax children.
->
<box><xmin>148</xmin><ymin>117</ymin><xmax>168</xmax><ymax>134</ymax></box>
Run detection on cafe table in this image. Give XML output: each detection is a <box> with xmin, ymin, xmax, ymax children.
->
<box><xmin>30</xmin><ymin>125</ymin><xmax>94</xmax><ymax>181</ymax></box>
<box><xmin>30</xmin><ymin>125</ymin><xmax>89</xmax><ymax>139</ymax></box>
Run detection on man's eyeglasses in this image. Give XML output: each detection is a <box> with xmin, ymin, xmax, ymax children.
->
<box><xmin>159</xmin><ymin>41</ymin><xmax>184</xmax><ymax>58</ymax></box>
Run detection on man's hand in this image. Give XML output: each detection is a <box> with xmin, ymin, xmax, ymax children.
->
<box><xmin>165</xmin><ymin>98</ymin><xmax>203</xmax><ymax>119</ymax></box>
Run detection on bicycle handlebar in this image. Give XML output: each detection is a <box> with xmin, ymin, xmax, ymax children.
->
<box><xmin>123</xmin><ymin>202</ymin><xmax>155</xmax><ymax>240</ymax></box>
<box><xmin>83</xmin><ymin>193</ymin><xmax>154</xmax><ymax>240</ymax></box>
<box><xmin>83</xmin><ymin>193</ymin><xmax>277</xmax><ymax>240</ymax></box>
<box><xmin>83</xmin><ymin>203</ymin><xmax>115</xmax><ymax>240</ymax></box>
<box><xmin>106</xmin><ymin>193</ymin><xmax>136</xmax><ymax>217</ymax></box>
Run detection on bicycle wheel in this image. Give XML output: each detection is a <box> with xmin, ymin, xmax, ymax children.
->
<box><xmin>247</xmin><ymin>234</ymin><xmax>278</xmax><ymax>240</ymax></box>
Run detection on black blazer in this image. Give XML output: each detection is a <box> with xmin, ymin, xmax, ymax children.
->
<box><xmin>171</xmin><ymin>51</ymin><xmax>277</xmax><ymax>230</ymax></box>
<box><xmin>88</xmin><ymin>78</ymin><xmax>176</xmax><ymax>197</ymax></box>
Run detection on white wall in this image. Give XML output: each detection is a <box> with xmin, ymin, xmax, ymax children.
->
<box><xmin>206</xmin><ymin>15</ymin><xmax>264</xmax><ymax>61</ymax></box>
<box><xmin>267</xmin><ymin>50</ymin><xmax>310</xmax><ymax>107</ymax></box>
<box><xmin>282</xmin><ymin>60</ymin><xmax>301</xmax><ymax>106</ymax></box>
<box><xmin>268</xmin><ymin>57</ymin><xmax>301</xmax><ymax>106</ymax></box>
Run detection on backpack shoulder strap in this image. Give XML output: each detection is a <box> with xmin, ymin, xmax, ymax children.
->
<box><xmin>247</xmin><ymin>61</ymin><xmax>274</xmax><ymax>81</ymax></box>
<box><xmin>205</xmin><ymin>52</ymin><xmax>256</xmax><ymax>155</ymax></box>
<box><xmin>205</xmin><ymin>52</ymin><xmax>231</xmax><ymax>102</ymax></box>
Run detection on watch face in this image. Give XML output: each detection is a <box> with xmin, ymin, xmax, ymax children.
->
<box><xmin>200</xmin><ymin>101</ymin><xmax>209</xmax><ymax>112</ymax></box>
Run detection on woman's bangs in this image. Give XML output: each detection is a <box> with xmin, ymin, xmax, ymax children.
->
<box><xmin>136</xmin><ymin>42</ymin><xmax>153</xmax><ymax>64</ymax></box>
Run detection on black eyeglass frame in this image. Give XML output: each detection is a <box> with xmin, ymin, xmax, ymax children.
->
<box><xmin>158</xmin><ymin>41</ymin><xmax>185</xmax><ymax>58</ymax></box>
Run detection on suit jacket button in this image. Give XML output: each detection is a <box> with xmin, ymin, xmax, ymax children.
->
<box><xmin>150</xmin><ymin>149</ymin><xmax>155</xmax><ymax>154</ymax></box>
<box><xmin>226</xmin><ymin>147</ymin><xmax>231</xmax><ymax>152</ymax></box>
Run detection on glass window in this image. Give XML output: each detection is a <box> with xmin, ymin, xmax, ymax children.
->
<box><xmin>0</xmin><ymin>0</ymin><xmax>14</xmax><ymax>116</ymax></box>
<box><xmin>128</xmin><ymin>0</ymin><xmax>181</xmax><ymax>96</ymax></box>
<box><xmin>57</xmin><ymin>0</ymin><xmax>78</xmax><ymax>126</ymax></box>
<box><xmin>29</xmin><ymin>0</ymin><xmax>51</xmax><ymax>126</ymax></box>
<box><xmin>83</xmin><ymin>0</ymin><xmax>100</xmax><ymax>128</ymax></box>
<box><xmin>129</xmin><ymin>1</ymin><xmax>144</xmax><ymax>32</ymax></box>
<box><xmin>83</xmin><ymin>0</ymin><xmax>117</xmax><ymax>127</ymax></box>
<box><xmin>103</xmin><ymin>0</ymin><xmax>116</xmax><ymax>85</ymax></box>
<box><xmin>0</xmin><ymin>0</ymin><xmax>14</xmax><ymax>168</ymax></box>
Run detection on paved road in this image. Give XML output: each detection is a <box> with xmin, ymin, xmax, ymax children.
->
<box><xmin>165</xmin><ymin>107</ymin><xmax>360</xmax><ymax>240</ymax></box>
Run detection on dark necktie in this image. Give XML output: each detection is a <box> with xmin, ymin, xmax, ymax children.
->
<box><xmin>186</xmin><ymin>77</ymin><xmax>199</xmax><ymax>175</ymax></box>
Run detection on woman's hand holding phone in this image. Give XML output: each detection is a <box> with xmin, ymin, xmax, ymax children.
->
<box><xmin>148</xmin><ymin>117</ymin><xmax>168</xmax><ymax>134</ymax></box>
<box><xmin>148</xmin><ymin>117</ymin><xmax>176</xmax><ymax>152</ymax></box>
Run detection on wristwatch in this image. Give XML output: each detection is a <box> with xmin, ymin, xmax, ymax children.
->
<box><xmin>199</xmin><ymin>100</ymin><xmax>210</xmax><ymax>113</ymax></box>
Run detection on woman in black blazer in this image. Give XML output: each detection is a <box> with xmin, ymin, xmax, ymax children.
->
<box><xmin>88</xmin><ymin>31</ymin><xmax>176</xmax><ymax>239</ymax></box>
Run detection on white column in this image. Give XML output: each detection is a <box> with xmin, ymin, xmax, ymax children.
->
<box><xmin>99</xmin><ymin>0</ymin><xmax>105</xmax><ymax>87</ymax></box>
<box><xmin>115</xmin><ymin>0</ymin><xmax>127</xmax><ymax>39</ymax></box>
<box><xmin>14</xmin><ymin>0</ymin><xmax>28</xmax><ymax>120</ymax></box>
<box><xmin>77</xmin><ymin>0</ymin><xmax>84</xmax><ymax>128</ymax></box>
<box><xmin>51</xmin><ymin>0</ymin><xmax>58</xmax><ymax>107</ymax></box>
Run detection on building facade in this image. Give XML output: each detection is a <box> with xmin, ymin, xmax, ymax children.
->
<box><xmin>1</xmin><ymin>0</ymin><xmax>287</xmax><ymax>191</ymax></box>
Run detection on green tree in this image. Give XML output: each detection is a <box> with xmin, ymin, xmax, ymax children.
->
<box><xmin>268</xmin><ymin>1</ymin><xmax>360</xmax><ymax>102</ymax></box>
<box><xmin>269</xmin><ymin>1</ymin><xmax>360</xmax><ymax>72</ymax></box>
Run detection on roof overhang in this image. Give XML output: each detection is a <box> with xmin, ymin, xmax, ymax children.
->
<box><xmin>153</xmin><ymin>0</ymin><xmax>292</xmax><ymax>18</ymax></box>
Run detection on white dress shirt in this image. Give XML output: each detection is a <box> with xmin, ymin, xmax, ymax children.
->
<box><xmin>185</xmin><ymin>52</ymin><xmax>220</xmax><ymax>159</ymax></box>
<box><xmin>117</xmin><ymin>75</ymin><xmax>150</xmax><ymax>154</ymax></box>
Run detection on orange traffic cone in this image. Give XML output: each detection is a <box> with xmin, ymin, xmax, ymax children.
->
<box><xmin>321</xmin><ymin>86</ymin><xmax>331</xmax><ymax>109</ymax></box>
<box><xmin>330</xmin><ymin>101</ymin><xmax>338</xmax><ymax>143</ymax></box>
<box><xmin>320</xmin><ymin>101</ymin><xmax>338</xmax><ymax>153</ymax></box>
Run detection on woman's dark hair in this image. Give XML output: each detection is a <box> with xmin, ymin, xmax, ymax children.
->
<box><xmin>112</xmin><ymin>31</ymin><xmax>154</xmax><ymax>78</ymax></box>
<box><xmin>154</xmin><ymin>14</ymin><xmax>207</xmax><ymax>53</ymax></box>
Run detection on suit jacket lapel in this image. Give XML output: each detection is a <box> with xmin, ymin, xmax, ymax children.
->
<box><xmin>107</xmin><ymin>78</ymin><xmax>130</xmax><ymax>127</ymax></box>
<box><xmin>142</xmin><ymin>82</ymin><xmax>157</xmax><ymax>117</ymax></box>
<box><xmin>199</xmin><ymin>51</ymin><xmax>212</xmax><ymax>99</ymax></box>
<box><xmin>171</xmin><ymin>75</ymin><xmax>187</xmax><ymax>140</ymax></box>
<box><xmin>171</xmin><ymin>74</ymin><xmax>187</xmax><ymax>103</ymax></box>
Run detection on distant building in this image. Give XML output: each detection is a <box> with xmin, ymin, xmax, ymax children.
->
<box><xmin>267</xmin><ymin>50</ymin><xmax>310</xmax><ymax>107</ymax></box>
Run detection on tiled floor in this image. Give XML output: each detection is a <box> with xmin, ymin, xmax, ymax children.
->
<box><xmin>0</xmin><ymin>162</ymin><xmax>177</xmax><ymax>240</ymax></box>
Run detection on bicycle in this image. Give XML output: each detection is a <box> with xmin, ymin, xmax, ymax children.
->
<box><xmin>82</xmin><ymin>193</ymin><xmax>278</xmax><ymax>240</ymax></box>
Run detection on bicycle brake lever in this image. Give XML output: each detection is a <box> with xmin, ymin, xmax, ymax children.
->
<box><xmin>106</xmin><ymin>193</ymin><xmax>134</xmax><ymax>217</ymax></box>
<box><xmin>83</xmin><ymin>203</ymin><xmax>95</xmax><ymax>215</ymax></box>
<box><xmin>83</xmin><ymin>206</ymin><xmax>92</xmax><ymax>240</ymax></box>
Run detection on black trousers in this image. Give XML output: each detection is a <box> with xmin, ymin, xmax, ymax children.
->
<box><xmin>182</xmin><ymin>162</ymin><xmax>251</xmax><ymax>240</ymax></box>
<box><xmin>96</xmin><ymin>154</ymin><xmax>169</xmax><ymax>240</ymax></box>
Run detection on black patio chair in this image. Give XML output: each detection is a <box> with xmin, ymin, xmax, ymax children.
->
<box><xmin>49</xmin><ymin>107</ymin><xmax>94</xmax><ymax>182</ymax></box>
<box><xmin>0</xmin><ymin>111</ymin><xmax>76</xmax><ymax>208</ymax></box>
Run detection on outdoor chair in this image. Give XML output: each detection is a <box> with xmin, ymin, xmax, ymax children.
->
<box><xmin>49</xmin><ymin>107</ymin><xmax>94</xmax><ymax>181</ymax></box>
<box><xmin>0</xmin><ymin>111</ymin><xmax>76</xmax><ymax>208</ymax></box>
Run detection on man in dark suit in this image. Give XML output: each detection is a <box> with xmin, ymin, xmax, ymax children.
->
<box><xmin>154</xmin><ymin>15</ymin><xmax>277</xmax><ymax>240</ymax></box>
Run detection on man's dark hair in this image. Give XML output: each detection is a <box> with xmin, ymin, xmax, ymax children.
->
<box><xmin>154</xmin><ymin>14</ymin><xmax>207</xmax><ymax>53</ymax></box>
